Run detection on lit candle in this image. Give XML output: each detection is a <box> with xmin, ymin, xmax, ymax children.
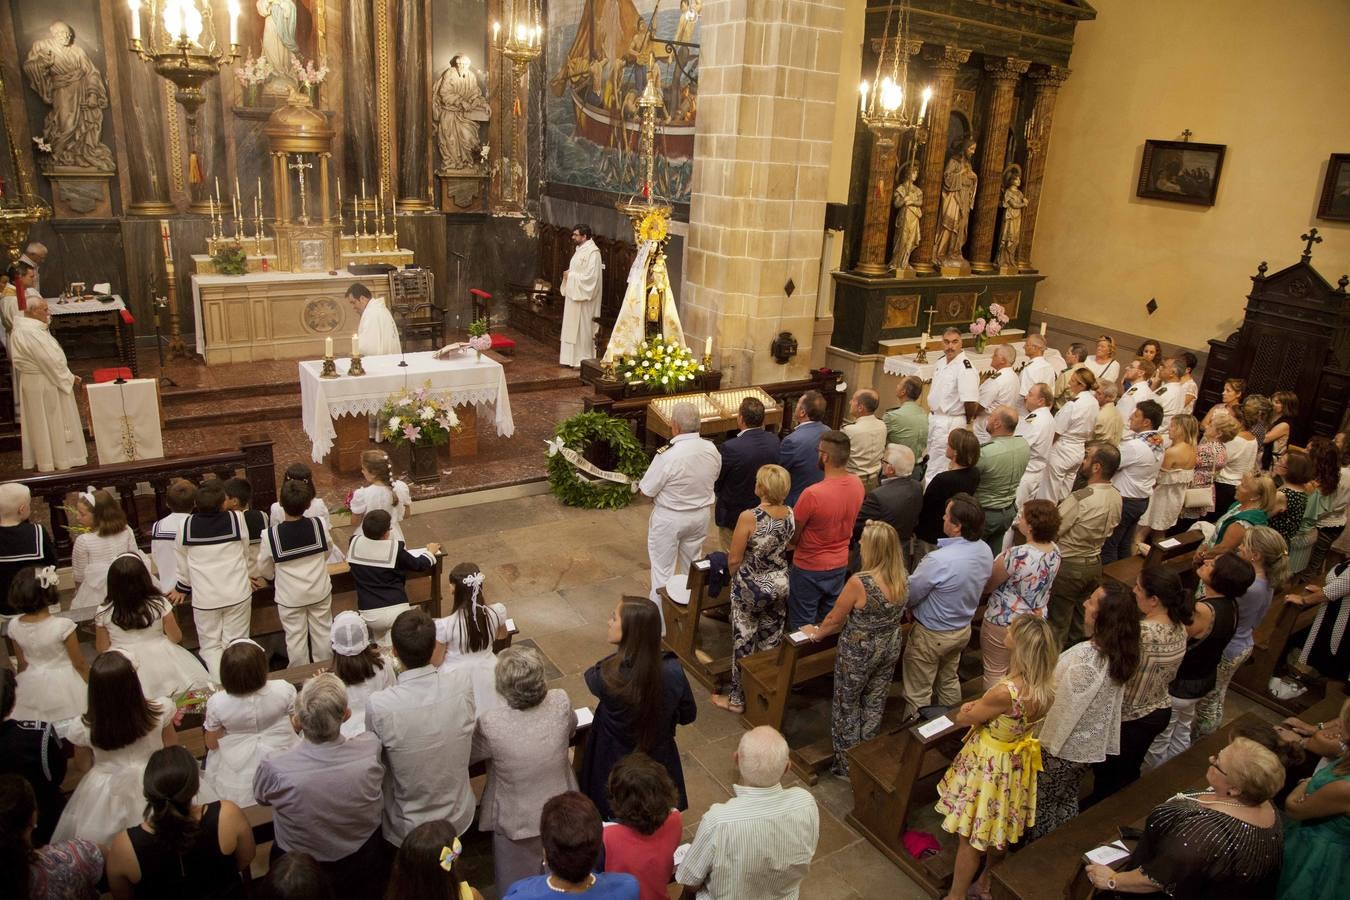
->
<box><xmin>227</xmin><ymin>0</ymin><xmax>239</xmax><ymax>45</ymax></box>
<box><xmin>129</xmin><ymin>0</ymin><xmax>141</xmax><ymax>42</ymax></box>
<box><xmin>492</xmin><ymin>21</ymin><xmax>500</xmax><ymax>45</ymax></box>
<box><xmin>919</xmin><ymin>87</ymin><xmax>932</xmax><ymax>123</ymax></box>
<box><xmin>858</xmin><ymin>80</ymin><xmax>869</xmax><ymax>115</ymax></box>
<box><xmin>1040</xmin><ymin>321</ymin><xmax>1047</xmax><ymax>337</ymax></box>
<box><xmin>515</xmin><ymin>22</ymin><xmax>527</xmax><ymax>43</ymax></box>
<box><xmin>325</xmin><ymin>336</ymin><xmax>333</xmax><ymax>358</ymax></box>
<box><xmin>534</xmin><ymin>25</ymin><xmax>542</xmax><ymax>46</ymax></box>
<box><xmin>361</xmin><ymin>178</ymin><xmax>367</xmax><ymax>201</ymax></box>
<box><xmin>704</xmin><ymin>336</ymin><xmax>712</xmax><ymax>356</ymax></box>
<box><xmin>214</xmin><ymin>177</ymin><xmax>221</xmax><ymax>207</ymax></box>
<box><xmin>352</xmin><ymin>333</ymin><xmax>360</xmax><ymax>357</ymax></box>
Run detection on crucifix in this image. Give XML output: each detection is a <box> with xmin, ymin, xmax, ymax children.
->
<box><xmin>1300</xmin><ymin>227</ymin><xmax>1322</xmax><ymax>262</ymax></box>
<box><xmin>1180</xmin><ymin>129</ymin><xmax>1193</xmax><ymax>142</ymax></box>
<box><xmin>288</xmin><ymin>154</ymin><xmax>313</xmax><ymax>225</ymax></box>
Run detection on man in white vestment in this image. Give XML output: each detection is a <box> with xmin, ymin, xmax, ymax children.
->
<box><xmin>9</xmin><ymin>298</ymin><xmax>87</xmax><ymax>473</ymax></box>
<box><xmin>19</xmin><ymin>243</ymin><xmax>47</xmax><ymax>298</ymax></box>
<box><xmin>347</xmin><ymin>282</ymin><xmax>402</xmax><ymax>357</ymax></box>
<box><xmin>559</xmin><ymin>224</ymin><xmax>603</xmax><ymax>367</ymax></box>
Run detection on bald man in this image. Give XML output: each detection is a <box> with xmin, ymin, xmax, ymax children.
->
<box><xmin>9</xmin><ymin>298</ymin><xmax>87</xmax><ymax>472</ymax></box>
<box><xmin>974</xmin><ymin>345</ymin><xmax>1020</xmax><ymax>443</ymax></box>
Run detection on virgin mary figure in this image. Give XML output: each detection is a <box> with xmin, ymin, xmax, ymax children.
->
<box><xmin>257</xmin><ymin>0</ymin><xmax>300</xmax><ymax>95</ymax></box>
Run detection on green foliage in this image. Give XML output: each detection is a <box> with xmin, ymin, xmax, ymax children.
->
<box><xmin>547</xmin><ymin>411</ymin><xmax>649</xmax><ymax>510</ymax></box>
<box><xmin>211</xmin><ymin>243</ymin><xmax>249</xmax><ymax>276</ymax></box>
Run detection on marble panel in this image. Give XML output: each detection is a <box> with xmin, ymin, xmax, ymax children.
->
<box><xmin>341</xmin><ymin>0</ymin><xmax>378</xmax><ymax>190</ymax></box>
<box><xmin>27</xmin><ymin>219</ymin><xmax>125</xmax><ymax>306</ymax></box>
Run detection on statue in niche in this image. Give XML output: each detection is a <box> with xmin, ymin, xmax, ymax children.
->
<box><xmin>889</xmin><ymin>161</ymin><xmax>923</xmax><ymax>272</ymax></box>
<box><xmin>433</xmin><ymin>55</ymin><xmax>490</xmax><ymax>174</ymax></box>
<box><xmin>997</xmin><ymin>164</ymin><xmax>1027</xmax><ymax>270</ymax></box>
<box><xmin>256</xmin><ymin>0</ymin><xmax>300</xmax><ymax>95</ymax></box>
<box><xmin>933</xmin><ymin>136</ymin><xmax>978</xmax><ymax>267</ymax></box>
<box><xmin>22</xmin><ymin>22</ymin><xmax>114</xmax><ymax>171</ymax></box>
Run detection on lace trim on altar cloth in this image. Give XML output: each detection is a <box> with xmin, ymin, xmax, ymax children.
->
<box><xmin>326</xmin><ymin>387</ymin><xmax>501</xmax><ymax>420</ymax></box>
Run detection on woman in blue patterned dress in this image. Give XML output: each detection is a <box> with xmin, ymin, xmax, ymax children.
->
<box><xmin>711</xmin><ymin>464</ymin><xmax>794</xmax><ymax>715</ymax></box>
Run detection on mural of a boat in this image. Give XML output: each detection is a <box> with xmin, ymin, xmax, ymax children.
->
<box><xmin>550</xmin><ymin>0</ymin><xmax>698</xmax><ymax>161</ymax></box>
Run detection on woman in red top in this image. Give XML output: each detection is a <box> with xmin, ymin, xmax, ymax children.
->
<box><xmin>602</xmin><ymin>753</ymin><xmax>682</xmax><ymax>900</ymax></box>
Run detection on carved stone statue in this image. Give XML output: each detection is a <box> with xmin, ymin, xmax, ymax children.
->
<box><xmin>997</xmin><ymin>164</ymin><xmax>1027</xmax><ymax>270</ymax></box>
<box><xmin>256</xmin><ymin>0</ymin><xmax>300</xmax><ymax>95</ymax></box>
<box><xmin>933</xmin><ymin>137</ymin><xmax>978</xmax><ymax>267</ymax></box>
<box><xmin>22</xmin><ymin>22</ymin><xmax>114</xmax><ymax>171</ymax></box>
<box><xmin>433</xmin><ymin>56</ymin><xmax>490</xmax><ymax>174</ymax></box>
<box><xmin>889</xmin><ymin>162</ymin><xmax>923</xmax><ymax>272</ymax></box>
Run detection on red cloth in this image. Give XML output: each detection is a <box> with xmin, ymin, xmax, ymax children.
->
<box><xmin>120</xmin><ymin>309</ymin><xmax>135</xmax><ymax>325</ymax></box>
<box><xmin>93</xmin><ymin>367</ymin><xmax>133</xmax><ymax>383</ymax></box>
<box><xmin>791</xmin><ymin>474</ymin><xmax>865</xmax><ymax>571</ymax></box>
<box><xmin>601</xmin><ymin>811</ymin><xmax>682</xmax><ymax>900</ymax></box>
<box><xmin>469</xmin><ymin>288</ymin><xmax>493</xmax><ymax>299</ymax></box>
<box><xmin>15</xmin><ymin>280</ymin><xmax>25</xmax><ymax>312</ymax></box>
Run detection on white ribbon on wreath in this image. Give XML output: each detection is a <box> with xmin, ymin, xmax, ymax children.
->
<box><xmin>545</xmin><ymin>438</ymin><xmax>641</xmax><ymax>492</ymax></box>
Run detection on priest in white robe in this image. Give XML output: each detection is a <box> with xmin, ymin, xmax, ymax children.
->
<box><xmin>9</xmin><ymin>298</ymin><xmax>87</xmax><ymax>472</ymax></box>
<box><xmin>559</xmin><ymin>224</ymin><xmax>604</xmax><ymax>367</ymax></box>
<box><xmin>346</xmin><ymin>282</ymin><xmax>402</xmax><ymax>356</ymax></box>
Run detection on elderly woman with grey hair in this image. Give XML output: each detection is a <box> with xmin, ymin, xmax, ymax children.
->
<box><xmin>252</xmin><ymin>674</ymin><xmax>388</xmax><ymax>899</ymax></box>
<box><xmin>476</xmin><ymin>646</ymin><xmax>579</xmax><ymax>891</ymax></box>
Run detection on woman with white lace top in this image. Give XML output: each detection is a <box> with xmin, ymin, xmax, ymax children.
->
<box><xmin>348</xmin><ymin>450</ymin><xmax>412</xmax><ymax>543</ymax></box>
<box><xmin>1030</xmin><ymin>583</ymin><xmax>1140</xmax><ymax>840</ymax></box>
<box><xmin>434</xmin><ymin>562</ymin><xmax>509</xmax><ymax>715</ymax></box>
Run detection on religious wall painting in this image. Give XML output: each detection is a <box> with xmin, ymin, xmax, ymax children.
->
<box><xmin>882</xmin><ymin>293</ymin><xmax>921</xmax><ymax>330</ymax></box>
<box><xmin>546</xmin><ymin>0</ymin><xmax>700</xmax><ymax>206</ymax></box>
<box><xmin>1136</xmin><ymin>139</ymin><xmax>1226</xmax><ymax>206</ymax></box>
<box><xmin>1315</xmin><ymin>154</ymin><xmax>1350</xmax><ymax>222</ymax></box>
<box><xmin>933</xmin><ymin>292</ymin><xmax>977</xmax><ymax>325</ymax></box>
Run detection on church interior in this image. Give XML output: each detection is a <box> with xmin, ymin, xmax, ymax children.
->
<box><xmin>1</xmin><ymin>0</ymin><xmax>1349</xmax><ymax>897</ymax></box>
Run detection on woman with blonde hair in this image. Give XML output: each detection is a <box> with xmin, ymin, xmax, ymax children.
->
<box><xmin>1198</xmin><ymin>473</ymin><xmax>1277</xmax><ymax>561</ymax></box>
<box><xmin>936</xmin><ymin>614</ymin><xmax>1058</xmax><ymax>900</ymax></box>
<box><xmin>1137</xmin><ymin>413</ymin><xmax>1199</xmax><ymax>547</ymax></box>
<box><xmin>801</xmin><ymin>520</ymin><xmax>907</xmax><ymax>776</ymax></box>
<box><xmin>1084</xmin><ymin>334</ymin><xmax>1119</xmax><ymax>384</ymax></box>
<box><xmin>1179</xmin><ymin>414</ymin><xmax>1235</xmax><ymax>525</ymax></box>
<box><xmin>711</xmin><ymin>464</ymin><xmax>794</xmax><ymax>715</ymax></box>
<box><xmin>1278</xmin><ymin>697</ymin><xmax>1350</xmax><ymax>900</ymax></box>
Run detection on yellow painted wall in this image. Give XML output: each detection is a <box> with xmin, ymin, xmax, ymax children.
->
<box><xmin>828</xmin><ymin>0</ymin><xmax>867</xmax><ymax>202</ymax></box>
<box><xmin>1034</xmin><ymin>0</ymin><xmax>1350</xmax><ymax>349</ymax></box>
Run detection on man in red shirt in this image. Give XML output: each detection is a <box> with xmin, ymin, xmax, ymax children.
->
<box><xmin>787</xmin><ymin>430</ymin><xmax>865</xmax><ymax>629</ymax></box>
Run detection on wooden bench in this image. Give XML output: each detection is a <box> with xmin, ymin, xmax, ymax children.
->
<box><xmin>845</xmin><ymin>711</ymin><xmax>969</xmax><ymax>894</ymax></box>
<box><xmin>1102</xmin><ymin>530</ymin><xmax>1203</xmax><ymax>591</ymax></box>
<box><xmin>660</xmin><ymin>558</ymin><xmax>732</xmax><ymax>692</ymax></box>
<box><xmin>1231</xmin><ymin>592</ymin><xmax>1325</xmax><ymax>715</ymax></box>
<box><xmin>739</xmin><ymin>629</ymin><xmax>838</xmax><ymax>734</ymax></box>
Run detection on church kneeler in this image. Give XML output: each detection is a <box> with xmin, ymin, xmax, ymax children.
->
<box><xmin>659</xmin><ymin>557</ymin><xmax>732</xmax><ymax>692</ymax></box>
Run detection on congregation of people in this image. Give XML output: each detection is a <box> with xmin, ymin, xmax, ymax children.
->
<box><xmin>3</xmin><ymin>327</ymin><xmax>1350</xmax><ymax>900</ymax></box>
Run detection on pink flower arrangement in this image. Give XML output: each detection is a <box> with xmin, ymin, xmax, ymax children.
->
<box><xmin>969</xmin><ymin>301</ymin><xmax>1011</xmax><ymax>352</ymax></box>
<box><xmin>970</xmin><ymin>318</ymin><xmax>986</xmax><ymax>336</ymax></box>
<box><xmin>401</xmin><ymin>424</ymin><xmax>422</xmax><ymax>442</ymax></box>
<box><xmin>291</xmin><ymin>58</ymin><xmax>329</xmax><ymax>87</ymax></box>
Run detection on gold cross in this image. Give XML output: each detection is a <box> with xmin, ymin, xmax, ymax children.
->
<box><xmin>288</xmin><ymin>154</ymin><xmax>314</xmax><ymax>224</ymax></box>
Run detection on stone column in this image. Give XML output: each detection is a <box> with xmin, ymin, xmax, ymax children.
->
<box><xmin>1018</xmin><ymin>65</ymin><xmax>1070</xmax><ymax>271</ymax></box>
<box><xmin>968</xmin><ymin>56</ymin><xmax>1030</xmax><ymax>272</ymax></box>
<box><xmin>342</xmin><ymin>0</ymin><xmax>379</xmax><ymax>204</ymax></box>
<box><xmin>111</xmin><ymin>4</ymin><xmax>173</xmax><ymax>214</ymax></box>
<box><xmin>911</xmin><ymin>45</ymin><xmax>970</xmax><ymax>273</ymax></box>
<box><xmin>681</xmin><ymin>0</ymin><xmax>846</xmax><ymax>386</ymax></box>
<box><xmin>395</xmin><ymin>0</ymin><xmax>431</xmax><ymax>209</ymax></box>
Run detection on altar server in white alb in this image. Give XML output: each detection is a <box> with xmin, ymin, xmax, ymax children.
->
<box><xmin>559</xmin><ymin>223</ymin><xmax>603</xmax><ymax>367</ymax></box>
<box><xmin>925</xmin><ymin>328</ymin><xmax>980</xmax><ymax>486</ymax></box>
<box><xmin>8</xmin><ymin>298</ymin><xmax>87</xmax><ymax>473</ymax></box>
<box><xmin>256</xmin><ymin>479</ymin><xmax>336</xmax><ymax>668</ymax></box>
<box><xmin>346</xmin><ymin>281</ymin><xmax>402</xmax><ymax>357</ymax></box>
<box><xmin>167</xmin><ymin>479</ymin><xmax>257</xmax><ymax>681</ymax></box>
<box><xmin>639</xmin><ymin>401</ymin><xmax>720</xmax><ymax>608</ymax></box>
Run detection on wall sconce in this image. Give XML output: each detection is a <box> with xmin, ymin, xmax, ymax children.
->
<box><xmin>770</xmin><ymin>332</ymin><xmax>798</xmax><ymax>365</ymax></box>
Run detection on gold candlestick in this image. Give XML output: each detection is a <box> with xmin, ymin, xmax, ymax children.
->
<box><xmin>254</xmin><ymin>195</ymin><xmax>264</xmax><ymax>257</ymax></box>
<box><xmin>320</xmin><ymin>355</ymin><xmax>338</xmax><ymax>378</ymax></box>
<box><xmin>347</xmin><ymin>353</ymin><xmax>366</xmax><ymax>377</ymax></box>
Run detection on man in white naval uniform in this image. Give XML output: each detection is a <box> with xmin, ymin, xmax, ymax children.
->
<box><xmin>639</xmin><ymin>401</ymin><xmax>721</xmax><ymax>610</ymax></box>
<box><xmin>924</xmin><ymin>327</ymin><xmax>979</xmax><ymax>487</ymax></box>
<box><xmin>973</xmin><ymin>344</ymin><xmax>1020</xmax><ymax>443</ymax></box>
<box><xmin>1013</xmin><ymin>382</ymin><xmax>1057</xmax><ymax>509</ymax></box>
<box><xmin>1017</xmin><ymin>334</ymin><xmax>1057</xmax><ymax>415</ymax></box>
<box><xmin>1115</xmin><ymin>357</ymin><xmax>1157</xmax><ymax>424</ymax></box>
<box><xmin>1038</xmin><ymin>369</ymin><xmax>1100</xmax><ymax>503</ymax></box>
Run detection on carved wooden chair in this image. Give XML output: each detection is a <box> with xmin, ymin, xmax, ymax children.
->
<box><xmin>388</xmin><ymin>268</ymin><xmax>444</xmax><ymax>350</ymax></box>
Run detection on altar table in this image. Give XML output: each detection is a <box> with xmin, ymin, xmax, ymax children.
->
<box><xmin>48</xmin><ymin>294</ymin><xmax>137</xmax><ymax>375</ymax></box>
<box><xmin>299</xmin><ymin>350</ymin><xmax>515</xmax><ymax>465</ymax></box>
<box><xmin>882</xmin><ymin>340</ymin><xmax>1066</xmax><ymax>380</ymax></box>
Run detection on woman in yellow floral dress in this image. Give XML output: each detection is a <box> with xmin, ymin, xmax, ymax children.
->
<box><xmin>935</xmin><ymin>614</ymin><xmax>1059</xmax><ymax>900</ymax></box>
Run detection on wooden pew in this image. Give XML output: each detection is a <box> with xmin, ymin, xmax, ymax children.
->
<box><xmin>989</xmin><ymin>712</ymin><xmax>1265</xmax><ymax>900</ymax></box>
<box><xmin>1231</xmin><ymin>592</ymin><xmax>1324</xmax><ymax>715</ymax></box>
<box><xmin>1102</xmin><ymin>530</ymin><xmax>1203</xmax><ymax>591</ymax></box>
<box><xmin>739</xmin><ymin>629</ymin><xmax>838</xmax><ymax>734</ymax></box>
<box><xmin>845</xmin><ymin>712</ymin><xmax>969</xmax><ymax>895</ymax></box>
<box><xmin>660</xmin><ymin>558</ymin><xmax>732</xmax><ymax>692</ymax></box>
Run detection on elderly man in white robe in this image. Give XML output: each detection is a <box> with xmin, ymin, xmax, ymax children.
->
<box><xmin>10</xmin><ymin>297</ymin><xmax>87</xmax><ymax>472</ymax></box>
<box><xmin>559</xmin><ymin>224</ymin><xmax>603</xmax><ymax>367</ymax></box>
<box><xmin>346</xmin><ymin>282</ymin><xmax>402</xmax><ymax>357</ymax></box>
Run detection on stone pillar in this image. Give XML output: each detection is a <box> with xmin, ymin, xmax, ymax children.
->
<box><xmin>395</xmin><ymin>0</ymin><xmax>431</xmax><ymax>209</ymax></box>
<box><xmin>968</xmin><ymin>56</ymin><xmax>1030</xmax><ymax>272</ymax></box>
<box><xmin>342</xmin><ymin>0</ymin><xmax>379</xmax><ymax>203</ymax></box>
<box><xmin>682</xmin><ymin>0</ymin><xmax>845</xmax><ymax>386</ymax></box>
<box><xmin>1018</xmin><ymin>65</ymin><xmax>1070</xmax><ymax>271</ymax></box>
<box><xmin>911</xmin><ymin>45</ymin><xmax>970</xmax><ymax>273</ymax></box>
<box><xmin>111</xmin><ymin>4</ymin><xmax>173</xmax><ymax>214</ymax></box>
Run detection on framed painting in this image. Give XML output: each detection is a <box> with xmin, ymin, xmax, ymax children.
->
<box><xmin>1316</xmin><ymin>154</ymin><xmax>1350</xmax><ymax>222</ymax></box>
<box><xmin>1136</xmin><ymin>140</ymin><xmax>1226</xmax><ymax>206</ymax></box>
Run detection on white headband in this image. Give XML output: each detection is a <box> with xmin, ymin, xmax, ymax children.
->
<box><xmin>79</xmin><ymin>485</ymin><xmax>98</xmax><ymax>508</ymax></box>
<box><xmin>227</xmin><ymin>637</ymin><xmax>265</xmax><ymax>652</ymax></box>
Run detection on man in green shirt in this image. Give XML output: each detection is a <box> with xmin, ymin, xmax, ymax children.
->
<box><xmin>974</xmin><ymin>406</ymin><xmax>1030</xmax><ymax>553</ymax></box>
<box><xmin>884</xmin><ymin>375</ymin><xmax>929</xmax><ymax>480</ymax></box>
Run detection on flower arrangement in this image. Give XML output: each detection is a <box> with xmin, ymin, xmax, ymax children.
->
<box><xmin>291</xmin><ymin>58</ymin><xmax>329</xmax><ymax>86</ymax></box>
<box><xmin>616</xmin><ymin>337</ymin><xmax>703</xmax><ymax>393</ymax></box>
<box><xmin>466</xmin><ymin>316</ymin><xmax>493</xmax><ymax>357</ymax></box>
<box><xmin>969</xmin><ymin>300</ymin><xmax>1010</xmax><ymax>354</ymax></box>
<box><xmin>235</xmin><ymin>55</ymin><xmax>272</xmax><ymax>87</ymax></box>
<box><xmin>210</xmin><ymin>242</ymin><xmax>248</xmax><ymax>276</ymax></box>
<box><xmin>637</xmin><ymin>208</ymin><xmax>669</xmax><ymax>243</ymax></box>
<box><xmin>376</xmin><ymin>386</ymin><xmax>460</xmax><ymax>446</ymax></box>
<box><xmin>173</xmin><ymin>688</ymin><xmax>211</xmax><ymax>726</ymax></box>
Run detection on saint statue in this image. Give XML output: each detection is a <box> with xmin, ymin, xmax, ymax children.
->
<box><xmin>432</xmin><ymin>56</ymin><xmax>490</xmax><ymax>173</ymax></box>
<box><xmin>22</xmin><ymin>22</ymin><xmax>114</xmax><ymax>171</ymax></box>
<box><xmin>997</xmin><ymin>164</ymin><xmax>1027</xmax><ymax>270</ymax></box>
<box><xmin>256</xmin><ymin>0</ymin><xmax>300</xmax><ymax>95</ymax></box>
<box><xmin>889</xmin><ymin>162</ymin><xmax>923</xmax><ymax>272</ymax></box>
<box><xmin>933</xmin><ymin>137</ymin><xmax>978</xmax><ymax>267</ymax></box>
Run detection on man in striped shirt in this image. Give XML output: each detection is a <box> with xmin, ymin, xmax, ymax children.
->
<box><xmin>676</xmin><ymin>726</ymin><xmax>819</xmax><ymax>899</ymax></box>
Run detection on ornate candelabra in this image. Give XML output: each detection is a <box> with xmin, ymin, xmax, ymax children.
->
<box><xmin>127</xmin><ymin>1</ymin><xmax>241</xmax><ymax>213</ymax></box>
<box><xmin>492</xmin><ymin>4</ymin><xmax>543</xmax><ymax>207</ymax></box>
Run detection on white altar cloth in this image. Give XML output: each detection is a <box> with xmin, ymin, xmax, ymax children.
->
<box><xmin>883</xmin><ymin>341</ymin><xmax>1067</xmax><ymax>380</ymax></box>
<box><xmin>86</xmin><ymin>378</ymin><xmax>164</xmax><ymax>465</ymax></box>
<box><xmin>299</xmin><ymin>350</ymin><xmax>515</xmax><ymax>463</ymax></box>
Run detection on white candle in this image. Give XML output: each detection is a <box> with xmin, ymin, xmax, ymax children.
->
<box><xmin>352</xmin><ymin>333</ymin><xmax>360</xmax><ymax>357</ymax></box>
<box><xmin>919</xmin><ymin>87</ymin><xmax>932</xmax><ymax>123</ymax></box>
<box><xmin>859</xmin><ymin>80</ymin><xmax>868</xmax><ymax>114</ymax></box>
<box><xmin>1040</xmin><ymin>321</ymin><xmax>1047</xmax><ymax>337</ymax></box>
<box><xmin>228</xmin><ymin>0</ymin><xmax>239</xmax><ymax>45</ymax></box>
<box><xmin>704</xmin><ymin>336</ymin><xmax>712</xmax><ymax>356</ymax></box>
<box><xmin>129</xmin><ymin>0</ymin><xmax>141</xmax><ymax>41</ymax></box>
<box><xmin>492</xmin><ymin>21</ymin><xmax>500</xmax><ymax>45</ymax></box>
<box><xmin>920</xmin><ymin>332</ymin><xmax>929</xmax><ymax>348</ymax></box>
<box><xmin>325</xmin><ymin>336</ymin><xmax>333</xmax><ymax>358</ymax></box>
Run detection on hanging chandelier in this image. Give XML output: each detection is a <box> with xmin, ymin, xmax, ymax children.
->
<box><xmin>859</xmin><ymin>1</ymin><xmax>931</xmax><ymax>134</ymax></box>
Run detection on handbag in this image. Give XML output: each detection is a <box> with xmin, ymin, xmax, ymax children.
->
<box><xmin>1184</xmin><ymin>486</ymin><xmax>1211</xmax><ymax>508</ymax></box>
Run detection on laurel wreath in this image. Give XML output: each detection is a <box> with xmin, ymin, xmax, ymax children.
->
<box><xmin>546</xmin><ymin>412</ymin><xmax>649</xmax><ymax>509</ymax></box>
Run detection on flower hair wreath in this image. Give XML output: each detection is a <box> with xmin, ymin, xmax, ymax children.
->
<box><xmin>35</xmin><ymin>565</ymin><xmax>59</xmax><ymax>590</ymax></box>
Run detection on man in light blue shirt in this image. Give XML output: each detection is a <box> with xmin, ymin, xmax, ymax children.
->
<box><xmin>901</xmin><ymin>493</ymin><xmax>994</xmax><ymax>717</ymax></box>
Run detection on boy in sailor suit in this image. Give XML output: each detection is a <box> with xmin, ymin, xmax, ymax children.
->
<box><xmin>168</xmin><ymin>479</ymin><xmax>257</xmax><ymax>681</ymax></box>
<box><xmin>149</xmin><ymin>478</ymin><xmax>195</xmax><ymax>596</ymax></box>
<box><xmin>257</xmin><ymin>479</ymin><xmax>337</xmax><ymax>667</ymax></box>
<box><xmin>223</xmin><ymin>477</ymin><xmax>268</xmax><ymax>579</ymax></box>
<box><xmin>346</xmin><ymin>509</ymin><xmax>441</xmax><ymax>646</ymax></box>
